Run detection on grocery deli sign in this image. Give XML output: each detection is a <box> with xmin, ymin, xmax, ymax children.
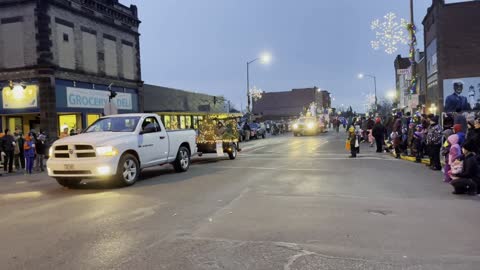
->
<box><xmin>66</xmin><ymin>87</ymin><xmax>132</xmax><ymax>110</ymax></box>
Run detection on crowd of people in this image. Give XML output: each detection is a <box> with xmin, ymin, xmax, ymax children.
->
<box><xmin>0</xmin><ymin>127</ymin><xmax>49</xmax><ymax>176</ymax></box>
<box><xmin>344</xmin><ymin>111</ymin><xmax>480</xmax><ymax>196</ymax></box>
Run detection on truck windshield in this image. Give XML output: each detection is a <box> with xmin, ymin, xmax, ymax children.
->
<box><xmin>85</xmin><ymin>116</ymin><xmax>141</xmax><ymax>133</ymax></box>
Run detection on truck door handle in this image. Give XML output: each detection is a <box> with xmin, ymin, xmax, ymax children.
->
<box><xmin>159</xmin><ymin>136</ymin><xmax>166</xmax><ymax>139</ymax></box>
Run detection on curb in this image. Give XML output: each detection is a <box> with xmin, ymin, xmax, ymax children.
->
<box><xmin>390</xmin><ymin>152</ymin><xmax>430</xmax><ymax>165</ymax></box>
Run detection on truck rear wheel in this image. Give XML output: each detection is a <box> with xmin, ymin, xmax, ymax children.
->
<box><xmin>56</xmin><ymin>178</ymin><xmax>82</xmax><ymax>188</ymax></box>
<box><xmin>115</xmin><ymin>153</ymin><xmax>139</xmax><ymax>186</ymax></box>
<box><xmin>173</xmin><ymin>146</ymin><xmax>190</xmax><ymax>172</ymax></box>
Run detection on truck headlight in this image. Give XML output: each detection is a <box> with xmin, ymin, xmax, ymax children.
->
<box><xmin>49</xmin><ymin>147</ymin><xmax>53</xmax><ymax>157</ymax></box>
<box><xmin>293</xmin><ymin>124</ymin><xmax>299</xmax><ymax>130</ymax></box>
<box><xmin>96</xmin><ymin>146</ymin><xmax>119</xmax><ymax>157</ymax></box>
<box><xmin>307</xmin><ymin>122</ymin><xmax>315</xmax><ymax>129</ymax></box>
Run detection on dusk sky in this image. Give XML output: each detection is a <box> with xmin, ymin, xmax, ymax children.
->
<box><xmin>122</xmin><ymin>0</ymin><xmax>467</xmax><ymax>112</ymax></box>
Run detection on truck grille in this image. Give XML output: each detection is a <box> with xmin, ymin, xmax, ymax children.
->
<box><xmin>53</xmin><ymin>144</ymin><xmax>96</xmax><ymax>159</ymax></box>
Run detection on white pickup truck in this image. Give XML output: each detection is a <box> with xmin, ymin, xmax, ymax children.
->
<box><xmin>47</xmin><ymin>113</ymin><xmax>197</xmax><ymax>188</ymax></box>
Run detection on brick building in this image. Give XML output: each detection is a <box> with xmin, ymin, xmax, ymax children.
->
<box><xmin>423</xmin><ymin>0</ymin><xmax>480</xmax><ymax>113</ymax></box>
<box><xmin>0</xmin><ymin>0</ymin><xmax>142</xmax><ymax>137</ymax></box>
<box><xmin>252</xmin><ymin>87</ymin><xmax>331</xmax><ymax>120</ymax></box>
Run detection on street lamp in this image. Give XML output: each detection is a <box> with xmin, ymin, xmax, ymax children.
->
<box><xmin>247</xmin><ymin>52</ymin><xmax>271</xmax><ymax>114</ymax></box>
<box><xmin>358</xmin><ymin>73</ymin><xmax>377</xmax><ymax>114</ymax></box>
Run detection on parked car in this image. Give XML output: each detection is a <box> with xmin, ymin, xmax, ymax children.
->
<box><xmin>250</xmin><ymin>123</ymin><xmax>266</xmax><ymax>139</ymax></box>
<box><xmin>47</xmin><ymin>113</ymin><xmax>197</xmax><ymax>188</ymax></box>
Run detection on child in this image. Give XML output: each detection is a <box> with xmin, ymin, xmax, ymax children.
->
<box><xmin>444</xmin><ymin>134</ymin><xmax>462</xmax><ymax>183</ymax></box>
<box><xmin>24</xmin><ymin>133</ymin><xmax>35</xmax><ymax>175</ymax></box>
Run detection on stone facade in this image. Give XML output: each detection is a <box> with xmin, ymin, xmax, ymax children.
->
<box><xmin>0</xmin><ymin>0</ymin><xmax>142</xmax><ymax>137</ymax></box>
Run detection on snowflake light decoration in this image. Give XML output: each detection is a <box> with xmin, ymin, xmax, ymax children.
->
<box><xmin>371</xmin><ymin>12</ymin><xmax>408</xmax><ymax>54</ymax></box>
<box><xmin>249</xmin><ymin>86</ymin><xmax>263</xmax><ymax>101</ymax></box>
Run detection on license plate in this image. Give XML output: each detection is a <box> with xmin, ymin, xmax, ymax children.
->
<box><xmin>64</xmin><ymin>164</ymin><xmax>75</xmax><ymax>170</ymax></box>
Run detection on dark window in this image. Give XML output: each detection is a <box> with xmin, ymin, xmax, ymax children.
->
<box><xmin>63</xmin><ymin>33</ymin><xmax>69</xmax><ymax>42</ymax></box>
<box><xmin>98</xmin><ymin>52</ymin><xmax>105</xmax><ymax>61</ymax></box>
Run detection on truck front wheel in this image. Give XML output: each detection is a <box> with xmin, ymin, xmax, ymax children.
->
<box><xmin>56</xmin><ymin>178</ymin><xmax>82</xmax><ymax>188</ymax></box>
<box><xmin>115</xmin><ymin>153</ymin><xmax>139</xmax><ymax>186</ymax></box>
<box><xmin>173</xmin><ymin>146</ymin><xmax>190</xmax><ymax>172</ymax></box>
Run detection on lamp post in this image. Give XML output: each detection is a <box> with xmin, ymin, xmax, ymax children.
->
<box><xmin>358</xmin><ymin>73</ymin><xmax>377</xmax><ymax>114</ymax></box>
<box><xmin>247</xmin><ymin>52</ymin><xmax>271</xmax><ymax>114</ymax></box>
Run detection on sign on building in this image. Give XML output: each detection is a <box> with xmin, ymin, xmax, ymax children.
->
<box><xmin>2</xmin><ymin>84</ymin><xmax>38</xmax><ymax>109</ymax></box>
<box><xmin>66</xmin><ymin>87</ymin><xmax>133</xmax><ymax>110</ymax></box>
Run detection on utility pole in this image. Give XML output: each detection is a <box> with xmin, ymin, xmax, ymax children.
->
<box><xmin>409</xmin><ymin>0</ymin><xmax>417</xmax><ymax>95</ymax></box>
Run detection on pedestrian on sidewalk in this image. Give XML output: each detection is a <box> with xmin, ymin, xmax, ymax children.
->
<box><xmin>450</xmin><ymin>140</ymin><xmax>479</xmax><ymax>195</ymax></box>
<box><xmin>13</xmin><ymin>129</ymin><xmax>25</xmax><ymax>171</ymax></box>
<box><xmin>367</xmin><ymin>117</ymin><xmax>375</xmax><ymax>147</ymax></box>
<box><xmin>454</xmin><ymin>108</ymin><xmax>468</xmax><ymax>134</ymax></box>
<box><xmin>466</xmin><ymin>117</ymin><xmax>480</xmax><ymax>153</ymax></box>
<box><xmin>24</xmin><ymin>133</ymin><xmax>36</xmax><ymax>175</ymax></box>
<box><xmin>243</xmin><ymin>122</ymin><xmax>251</xmax><ymax>141</ymax></box>
<box><xmin>372</xmin><ymin>118</ymin><xmax>385</xmax><ymax>153</ymax></box>
<box><xmin>1</xmin><ymin>129</ymin><xmax>16</xmax><ymax>174</ymax></box>
<box><xmin>413</xmin><ymin>125</ymin><xmax>425</xmax><ymax>162</ymax></box>
<box><xmin>426</xmin><ymin>115</ymin><xmax>443</xmax><ymax>171</ymax></box>
<box><xmin>392</xmin><ymin>113</ymin><xmax>403</xmax><ymax>158</ymax></box>
<box><xmin>35</xmin><ymin>133</ymin><xmax>46</xmax><ymax>172</ymax></box>
<box><xmin>444</xmin><ymin>134</ymin><xmax>462</xmax><ymax>183</ymax></box>
<box><xmin>453</xmin><ymin>124</ymin><xmax>466</xmax><ymax>146</ymax></box>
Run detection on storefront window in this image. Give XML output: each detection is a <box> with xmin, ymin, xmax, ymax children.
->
<box><xmin>87</xmin><ymin>114</ymin><xmax>101</xmax><ymax>127</ymax></box>
<box><xmin>7</xmin><ymin>117</ymin><xmax>23</xmax><ymax>134</ymax></box>
<box><xmin>58</xmin><ymin>114</ymin><xmax>80</xmax><ymax>135</ymax></box>
<box><xmin>185</xmin><ymin>116</ymin><xmax>192</xmax><ymax>129</ymax></box>
<box><xmin>180</xmin><ymin>116</ymin><xmax>186</xmax><ymax>129</ymax></box>
<box><xmin>164</xmin><ymin>115</ymin><xmax>171</xmax><ymax>130</ymax></box>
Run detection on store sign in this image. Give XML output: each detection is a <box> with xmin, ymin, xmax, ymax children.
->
<box><xmin>2</xmin><ymin>84</ymin><xmax>38</xmax><ymax>109</ymax></box>
<box><xmin>66</xmin><ymin>87</ymin><xmax>133</xmax><ymax>110</ymax></box>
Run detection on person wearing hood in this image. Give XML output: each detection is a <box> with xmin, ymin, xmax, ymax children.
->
<box><xmin>348</xmin><ymin>126</ymin><xmax>360</xmax><ymax>158</ymax></box>
<box><xmin>450</xmin><ymin>140</ymin><xmax>479</xmax><ymax>195</ymax></box>
<box><xmin>444</xmin><ymin>134</ymin><xmax>462</xmax><ymax>183</ymax></box>
<box><xmin>392</xmin><ymin>114</ymin><xmax>403</xmax><ymax>158</ymax></box>
<box><xmin>426</xmin><ymin>115</ymin><xmax>443</xmax><ymax>170</ymax></box>
<box><xmin>372</xmin><ymin>118</ymin><xmax>385</xmax><ymax>153</ymax></box>
<box><xmin>453</xmin><ymin>124</ymin><xmax>466</xmax><ymax>146</ymax></box>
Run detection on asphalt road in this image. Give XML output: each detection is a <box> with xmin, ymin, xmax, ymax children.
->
<box><xmin>1</xmin><ymin>130</ymin><xmax>479</xmax><ymax>270</ymax></box>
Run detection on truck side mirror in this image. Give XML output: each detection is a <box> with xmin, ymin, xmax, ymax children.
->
<box><xmin>140</xmin><ymin>126</ymin><xmax>156</xmax><ymax>135</ymax></box>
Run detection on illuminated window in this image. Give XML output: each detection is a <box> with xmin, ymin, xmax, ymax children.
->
<box><xmin>7</xmin><ymin>117</ymin><xmax>22</xmax><ymax>134</ymax></box>
<box><xmin>87</xmin><ymin>114</ymin><xmax>100</xmax><ymax>127</ymax></box>
<box><xmin>58</xmin><ymin>114</ymin><xmax>80</xmax><ymax>135</ymax></box>
<box><xmin>185</xmin><ymin>116</ymin><xmax>192</xmax><ymax>129</ymax></box>
<box><xmin>180</xmin><ymin>116</ymin><xmax>186</xmax><ymax>129</ymax></box>
<box><xmin>164</xmin><ymin>115</ymin><xmax>171</xmax><ymax>130</ymax></box>
<box><xmin>193</xmin><ymin>116</ymin><xmax>198</xmax><ymax>129</ymax></box>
